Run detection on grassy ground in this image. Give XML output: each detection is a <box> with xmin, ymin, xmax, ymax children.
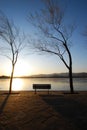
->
<box><xmin>0</xmin><ymin>91</ymin><xmax>87</xmax><ymax>130</ymax></box>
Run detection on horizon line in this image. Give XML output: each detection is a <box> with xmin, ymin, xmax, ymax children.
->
<box><xmin>0</xmin><ymin>72</ymin><xmax>87</xmax><ymax>78</ymax></box>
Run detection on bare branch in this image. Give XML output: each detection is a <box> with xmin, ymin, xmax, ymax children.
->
<box><xmin>0</xmin><ymin>10</ymin><xmax>26</xmax><ymax>93</ymax></box>
<box><xmin>28</xmin><ymin>0</ymin><xmax>75</xmax><ymax>93</ymax></box>
<box><xmin>0</xmin><ymin>53</ymin><xmax>12</xmax><ymax>61</ymax></box>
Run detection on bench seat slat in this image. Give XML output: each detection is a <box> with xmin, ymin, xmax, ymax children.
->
<box><xmin>33</xmin><ymin>84</ymin><xmax>51</xmax><ymax>89</ymax></box>
<box><xmin>33</xmin><ymin>84</ymin><xmax>51</xmax><ymax>94</ymax></box>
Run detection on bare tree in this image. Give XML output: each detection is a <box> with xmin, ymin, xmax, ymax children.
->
<box><xmin>28</xmin><ymin>0</ymin><xmax>75</xmax><ymax>93</ymax></box>
<box><xmin>0</xmin><ymin>11</ymin><xmax>25</xmax><ymax>94</ymax></box>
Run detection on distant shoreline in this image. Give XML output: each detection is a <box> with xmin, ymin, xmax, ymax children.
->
<box><xmin>0</xmin><ymin>72</ymin><xmax>87</xmax><ymax>79</ymax></box>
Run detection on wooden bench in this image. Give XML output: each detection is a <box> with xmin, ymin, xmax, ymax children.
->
<box><xmin>33</xmin><ymin>84</ymin><xmax>51</xmax><ymax>94</ymax></box>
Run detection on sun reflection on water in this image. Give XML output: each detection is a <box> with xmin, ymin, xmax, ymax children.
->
<box><xmin>12</xmin><ymin>78</ymin><xmax>23</xmax><ymax>91</ymax></box>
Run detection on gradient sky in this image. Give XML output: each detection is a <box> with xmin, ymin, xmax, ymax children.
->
<box><xmin>0</xmin><ymin>0</ymin><xmax>87</xmax><ymax>76</ymax></box>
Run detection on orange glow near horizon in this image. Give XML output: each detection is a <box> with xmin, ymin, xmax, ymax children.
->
<box><xmin>14</xmin><ymin>61</ymin><xmax>32</xmax><ymax>76</ymax></box>
<box><xmin>3</xmin><ymin>60</ymin><xmax>33</xmax><ymax>77</ymax></box>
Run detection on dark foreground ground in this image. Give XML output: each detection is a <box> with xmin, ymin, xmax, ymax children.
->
<box><xmin>0</xmin><ymin>91</ymin><xmax>87</xmax><ymax>130</ymax></box>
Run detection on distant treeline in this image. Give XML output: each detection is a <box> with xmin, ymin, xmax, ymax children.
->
<box><xmin>0</xmin><ymin>73</ymin><xmax>87</xmax><ymax>79</ymax></box>
<box><xmin>28</xmin><ymin>73</ymin><xmax>87</xmax><ymax>78</ymax></box>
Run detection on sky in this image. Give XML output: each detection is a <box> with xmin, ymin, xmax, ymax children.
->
<box><xmin>0</xmin><ymin>0</ymin><xmax>87</xmax><ymax>76</ymax></box>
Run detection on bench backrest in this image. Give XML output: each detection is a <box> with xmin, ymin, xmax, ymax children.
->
<box><xmin>33</xmin><ymin>84</ymin><xmax>51</xmax><ymax>89</ymax></box>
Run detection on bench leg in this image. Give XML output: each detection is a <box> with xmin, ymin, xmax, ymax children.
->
<box><xmin>48</xmin><ymin>89</ymin><xmax>49</xmax><ymax>95</ymax></box>
<box><xmin>35</xmin><ymin>89</ymin><xmax>36</xmax><ymax>94</ymax></box>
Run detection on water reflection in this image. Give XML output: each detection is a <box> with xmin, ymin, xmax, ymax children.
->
<box><xmin>12</xmin><ymin>78</ymin><xmax>23</xmax><ymax>91</ymax></box>
<box><xmin>0</xmin><ymin>78</ymin><xmax>87</xmax><ymax>91</ymax></box>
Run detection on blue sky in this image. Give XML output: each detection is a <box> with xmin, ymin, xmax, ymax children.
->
<box><xmin>0</xmin><ymin>0</ymin><xmax>87</xmax><ymax>76</ymax></box>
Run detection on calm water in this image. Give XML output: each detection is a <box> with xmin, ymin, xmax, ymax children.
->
<box><xmin>0</xmin><ymin>78</ymin><xmax>87</xmax><ymax>91</ymax></box>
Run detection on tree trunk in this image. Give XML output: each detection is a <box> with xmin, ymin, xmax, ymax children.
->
<box><xmin>9</xmin><ymin>64</ymin><xmax>15</xmax><ymax>94</ymax></box>
<box><xmin>64</xmin><ymin>43</ymin><xmax>74</xmax><ymax>93</ymax></box>
<box><xmin>69</xmin><ymin>65</ymin><xmax>74</xmax><ymax>93</ymax></box>
<box><xmin>68</xmin><ymin>51</ymin><xmax>74</xmax><ymax>94</ymax></box>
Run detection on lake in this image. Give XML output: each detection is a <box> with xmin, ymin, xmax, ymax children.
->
<box><xmin>0</xmin><ymin>78</ymin><xmax>87</xmax><ymax>91</ymax></box>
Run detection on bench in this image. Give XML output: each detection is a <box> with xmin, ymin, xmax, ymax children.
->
<box><xmin>33</xmin><ymin>84</ymin><xmax>51</xmax><ymax>94</ymax></box>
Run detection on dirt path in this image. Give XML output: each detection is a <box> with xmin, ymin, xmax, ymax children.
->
<box><xmin>0</xmin><ymin>91</ymin><xmax>87</xmax><ymax>130</ymax></box>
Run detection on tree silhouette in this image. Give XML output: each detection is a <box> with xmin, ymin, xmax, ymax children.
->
<box><xmin>0</xmin><ymin>11</ymin><xmax>25</xmax><ymax>94</ymax></box>
<box><xmin>28</xmin><ymin>0</ymin><xmax>75</xmax><ymax>93</ymax></box>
